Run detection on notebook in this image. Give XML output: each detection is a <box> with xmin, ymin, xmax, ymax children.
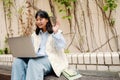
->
<box><xmin>62</xmin><ymin>69</ymin><xmax>82</xmax><ymax>80</ymax></box>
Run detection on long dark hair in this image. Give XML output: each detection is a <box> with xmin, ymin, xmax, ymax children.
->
<box><xmin>35</xmin><ymin>10</ymin><xmax>53</xmax><ymax>35</ymax></box>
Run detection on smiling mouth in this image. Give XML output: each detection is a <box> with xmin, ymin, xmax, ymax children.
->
<box><xmin>38</xmin><ymin>24</ymin><xmax>43</xmax><ymax>26</ymax></box>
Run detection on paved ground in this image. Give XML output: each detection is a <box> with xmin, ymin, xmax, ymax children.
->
<box><xmin>45</xmin><ymin>70</ymin><xmax>120</xmax><ymax>80</ymax></box>
<box><xmin>0</xmin><ymin>65</ymin><xmax>120</xmax><ymax>80</ymax></box>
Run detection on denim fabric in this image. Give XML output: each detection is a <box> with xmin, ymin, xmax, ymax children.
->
<box><xmin>11</xmin><ymin>56</ymin><xmax>53</xmax><ymax>80</ymax></box>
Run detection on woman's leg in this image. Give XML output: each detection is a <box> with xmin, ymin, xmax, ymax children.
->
<box><xmin>26</xmin><ymin>56</ymin><xmax>53</xmax><ymax>80</ymax></box>
<box><xmin>11</xmin><ymin>58</ymin><xmax>28</xmax><ymax>80</ymax></box>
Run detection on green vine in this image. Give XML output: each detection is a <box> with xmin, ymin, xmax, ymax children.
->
<box><xmin>3</xmin><ymin>0</ymin><xmax>13</xmax><ymax>19</ymax></box>
<box><xmin>54</xmin><ymin>0</ymin><xmax>77</xmax><ymax>35</ymax></box>
<box><xmin>3</xmin><ymin>0</ymin><xmax>13</xmax><ymax>37</ymax></box>
<box><xmin>2</xmin><ymin>0</ymin><xmax>13</xmax><ymax>54</ymax></box>
<box><xmin>103</xmin><ymin>0</ymin><xmax>117</xmax><ymax>11</ymax></box>
<box><xmin>0</xmin><ymin>49</ymin><xmax>4</xmax><ymax>54</ymax></box>
<box><xmin>54</xmin><ymin>0</ymin><xmax>76</xmax><ymax>19</ymax></box>
<box><xmin>103</xmin><ymin>0</ymin><xmax>117</xmax><ymax>26</ymax></box>
<box><xmin>102</xmin><ymin>0</ymin><xmax>119</xmax><ymax>51</ymax></box>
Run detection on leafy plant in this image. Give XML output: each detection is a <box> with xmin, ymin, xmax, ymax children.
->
<box><xmin>0</xmin><ymin>48</ymin><xmax>8</xmax><ymax>54</ymax></box>
<box><xmin>3</xmin><ymin>0</ymin><xmax>13</xmax><ymax>18</ymax></box>
<box><xmin>0</xmin><ymin>49</ymin><xmax>3</xmax><ymax>54</ymax></box>
<box><xmin>3</xmin><ymin>0</ymin><xmax>14</xmax><ymax>37</ymax></box>
<box><xmin>4</xmin><ymin>47</ymin><xmax>8</xmax><ymax>54</ymax></box>
<box><xmin>54</xmin><ymin>0</ymin><xmax>76</xmax><ymax>19</ymax></box>
<box><xmin>64</xmin><ymin>49</ymin><xmax>70</xmax><ymax>54</ymax></box>
<box><xmin>103</xmin><ymin>0</ymin><xmax>117</xmax><ymax>26</ymax></box>
<box><xmin>103</xmin><ymin>0</ymin><xmax>117</xmax><ymax>11</ymax></box>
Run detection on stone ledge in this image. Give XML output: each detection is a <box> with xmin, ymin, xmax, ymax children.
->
<box><xmin>67</xmin><ymin>52</ymin><xmax>120</xmax><ymax>65</ymax></box>
<box><xmin>66</xmin><ymin>52</ymin><xmax>120</xmax><ymax>71</ymax></box>
<box><xmin>0</xmin><ymin>52</ymin><xmax>120</xmax><ymax>72</ymax></box>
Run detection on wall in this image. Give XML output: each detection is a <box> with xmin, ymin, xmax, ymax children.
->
<box><xmin>0</xmin><ymin>0</ymin><xmax>120</xmax><ymax>53</ymax></box>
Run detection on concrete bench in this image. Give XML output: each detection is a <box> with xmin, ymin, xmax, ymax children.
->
<box><xmin>0</xmin><ymin>65</ymin><xmax>120</xmax><ymax>80</ymax></box>
<box><xmin>67</xmin><ymin>52</ymin><xmax>120</xmax><ymax>71</ymax></box>
<box><xmin>0</xmin><ymin>52</ymin><xmax>120</xmax><ymax>72</ymax></box>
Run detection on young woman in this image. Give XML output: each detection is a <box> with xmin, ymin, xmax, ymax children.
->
<box><xmin>11</xmin><ymin>10</ymin><xmax>68</xmax><ymax>80</ymax></box>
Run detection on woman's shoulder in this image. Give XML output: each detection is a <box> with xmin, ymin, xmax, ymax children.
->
<box><xmin>31</xmin><ymin>32</ymin><xmax>36</xmax><ymax>37</ymax></box>
<box><xmin>31</xmin><ymin>32</ymin><xmax>40</xmax><ymax>38</ymax></box>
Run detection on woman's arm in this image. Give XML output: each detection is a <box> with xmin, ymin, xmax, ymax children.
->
<box><xmin>52</xmin><ymin>20</ymin><xmax>66</xmax><ymax>49</ymax></box>
<box><xmin>52</xmin><ymin>30</ymin><xmax>66</xmax><ymax>49</ymax></box>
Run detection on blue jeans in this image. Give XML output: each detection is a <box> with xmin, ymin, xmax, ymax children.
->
<box><xmin>11</xmin><ymin>56</ymin><xmax>53</xmax><ymax>80</ymax></box>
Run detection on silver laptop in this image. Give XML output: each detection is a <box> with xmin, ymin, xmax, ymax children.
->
<box><xmin>8</xmin><ymin>36</ymin><xmax>37</xmax><ymax>57</ymax></box>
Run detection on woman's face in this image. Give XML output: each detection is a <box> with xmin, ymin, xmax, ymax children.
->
<box><xmin>36</xmin><ymin>16</ymin><xmax>48</xmax><ymax>29</ymax></box>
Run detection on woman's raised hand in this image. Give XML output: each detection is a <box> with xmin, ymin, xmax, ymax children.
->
<box><xmin>52</xmin><ymin>20</ymin><xmax>60</xmax><ymax>33</ymax></box>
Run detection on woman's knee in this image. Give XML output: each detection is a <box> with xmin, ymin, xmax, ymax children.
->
<box><xmin>28</xmin><ymin>59</ymin><xmax>44</xmax><ymax>71</ymax></box>
<box><xmin>27</xmin><ymin>59</ymin><xmax>36</xmax><ymax>69</ymax></box>
<box><xmin>28</xmin><ymin>59</ymin><xmax>35</xmax><ymax>66</ymax></box>
<box><xmin>12</xmin><ymin>58</ymin><xmax>25</xmax><ymax>68</ymax></box>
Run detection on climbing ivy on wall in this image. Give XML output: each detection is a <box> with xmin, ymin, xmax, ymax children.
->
<box><xmin>103</xmin><ymin>0</ymin><xmax>117</xmax><ymax>11</ymax></box>
<box><xmin>54</xmin><ymin>0</ymin><xmax>76</xmax><ymax>19</ymax></box>
<box><xmin>52</xmin><ymin>0</ymin><xmax>119</xmax><ymax>52</ymax></box>
<box><xmin>1</xmin><ymin>0</ymin><xmax>13</xmax><ymax>54</ymax></box>
<box><xmin>3</xmin><ymin>0</ymin><xmax>13</xmax><ymax>37</ymax></box>
<box><xmin>0</xmin><ymin>0</ymin><xmax>119</xmax><ymax>53</ymax></box>
<box><xmin>54</xmin><ymin>0</ymin><xmax>77</xmax><ymax>33</ymax></box>
<box><xmin>92</xmin><ymin>0</ymin><xmax>119</xmax><ymax>52</ymax></box>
